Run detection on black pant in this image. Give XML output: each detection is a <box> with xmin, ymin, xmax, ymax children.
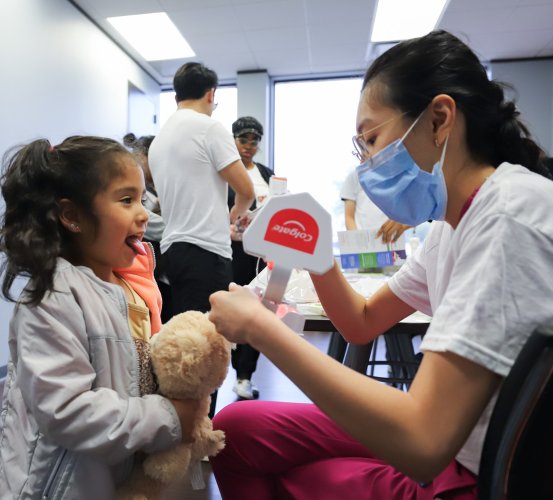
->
<box><xmin>231</xmin><ymin>344</ymin><xmax>260</xmax><ymax>380</ymax></box>
<box><xmin>165</xmin><ymin>242</ymin><xmax>232</xmax><ymax>417</ymax></box>
<box><xmin>165</xmin><ymin>242</ymin><xmax>232</xmax><ymax>314</ymax></box>
<box><xmin>230</xmin><ymin>240</ymin><xmax>265</xmax><ymax>380</ymax></box>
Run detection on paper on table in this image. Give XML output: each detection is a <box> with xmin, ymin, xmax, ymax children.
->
<box><xmin>343</xmin><ymin>272</ymin><xmax>389</xmax><ymax>298</ymax></box>
<box><xmin>250</xmin><ymin>267</ymin><xmax>319</xmax><ymax>304</ymax></box>
<box><xmin>249</xmin><ymin>267</ymin><xmax>431</xmax><ymax>322</ymax></box>
<box><xmin>296</xmin><ymin>302</ymin><xmax>326</xmax><ymax>316</ymax></box>
<box><xmin>343</xmin><ymin>272</ymin><xmax>431</xmax><ymax>322</ymax></box>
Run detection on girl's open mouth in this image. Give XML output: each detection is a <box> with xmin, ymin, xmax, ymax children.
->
<box><xmin>126</xmin><ymin>236</ymin><xmax>146</xmax><ymax>255</ymax></box>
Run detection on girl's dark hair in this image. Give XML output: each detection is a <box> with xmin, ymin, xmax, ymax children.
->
<box><xmin>0</xmin><ymin>135</ymin><xmax>131</xmax><ymax>305</ymax></box>
<box><xmin>363</xmin><ymin>30</ymin><xmax>543</xmax><ymax>173</ymax></box>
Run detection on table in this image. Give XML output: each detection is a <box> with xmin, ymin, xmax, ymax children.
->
<box><xmin>304</xmin><ymin>313</ymin><xmax>430</xmax><ymax>389</ymax></box>
<box><xmin>255</xmin><ymin>268</ymin><xmax>431</xmax><ymax>388</ymax></box>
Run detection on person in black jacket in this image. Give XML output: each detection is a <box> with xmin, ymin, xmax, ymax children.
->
<box><xmin>228</xmin><ymin>116</ymin><xmax>273</xmax><ymax>399</ymax></box>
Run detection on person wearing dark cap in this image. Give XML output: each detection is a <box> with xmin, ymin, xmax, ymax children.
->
<box><xmin>228</xmin><ymin>116</ymin><xmax>273</xmax><ymax>400</ymax></box>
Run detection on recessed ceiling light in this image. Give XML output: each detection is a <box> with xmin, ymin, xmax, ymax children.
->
<box><xmin>370</xmin><ymin>0</ymin><xmax>449</xmax><ymax>43</ymax></box>
<box><xmin>108</xmin><ymin>12</ymin><xmax>195</xmax><ymax>61</ymax></box>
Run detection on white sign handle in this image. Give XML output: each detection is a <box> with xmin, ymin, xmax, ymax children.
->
<box><xmin>262</xmin><ymin>265</ymin><xmax>292</xmax><ymax>308</ymax></box>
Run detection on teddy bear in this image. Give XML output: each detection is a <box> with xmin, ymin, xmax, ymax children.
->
<box><xmin>116</xmin><ymin>310</ymin><xmax>232</xmax><ymax>500</ymax></box>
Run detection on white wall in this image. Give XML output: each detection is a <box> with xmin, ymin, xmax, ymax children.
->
<box><xmin>0</xmin><ymin>0</ymin><xmax>161</xmax><ymax>368</ymax></box>
<box><xmin>491</xmin><ymin>59</ymin><xmax>553</xmax><ymax>156</ymax></box>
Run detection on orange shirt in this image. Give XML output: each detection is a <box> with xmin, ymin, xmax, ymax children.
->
<box><xmin>115</xmin><ymin>243</ymin><xmax>163</xmax><ymax>335</ymax></box>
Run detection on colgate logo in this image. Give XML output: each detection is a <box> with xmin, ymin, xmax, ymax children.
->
<box><xmin>264</xmin><ymin>209</ymin><xmax>318</xmax><ymax>254</ymax></box>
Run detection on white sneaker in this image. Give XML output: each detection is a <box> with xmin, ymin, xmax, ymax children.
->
<box><xmin>232</xmin><ymin>379</ymin><xmax>259</xmax><ymax>400</ymax></box>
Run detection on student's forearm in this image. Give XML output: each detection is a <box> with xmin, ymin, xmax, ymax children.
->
<box><xmin>310</xmin><ymin>264</ymin><xmax>375</xmax><ymax>342</ymax></box>
<box><xmin>310</xmin><ymin>263</ymin><xmax>413</xmax><ymax>342</ymax></box>
<box><xmin>232</xmin><ymin>192</ymin><xmax>254</xmax><ymax>217</ymax></box>
<box><xmin>345</xmin><ymin>220</ymin><xmax>357</xmax><ymax>230</ymax></box>
<box><xmin>344</xmin><ymin>200</ymin><xmax>357</xmax><ymax>230</ymax></box>
<box><xmin>345</xmin><ymin>215</ymin><xmax>357</xmax><ymax>230</ymax></box>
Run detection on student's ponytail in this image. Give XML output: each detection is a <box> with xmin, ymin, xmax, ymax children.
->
<box><xmin>1</xmin><ymin>140</ymin><xmax>63</xmax><ymax>305</ymax></box>
<box><xmin>488</xmin><ymin>82</ymin><xmax>544</xmax><ymax>175</ymax></box>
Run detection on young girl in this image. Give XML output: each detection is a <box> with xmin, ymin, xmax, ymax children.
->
<box><xmin>207</xmin><ymin>30</ymin><xmax>553</xmax><ymax>499</ymax></box>
<box><xmin>0</xmin><ymin>136</ymin><xmax>199</xmax><ymax>498</ymax></box>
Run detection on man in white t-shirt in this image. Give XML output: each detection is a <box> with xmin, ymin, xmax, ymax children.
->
<box><xmin>149</xmin><ymin>63</ymin><xmax>254</xmax><ymax>411</ymax></box>
<box><xmin>341</xmin><ymin>169</ymin><xmax>410</xmax><ymax>243</ymax></box>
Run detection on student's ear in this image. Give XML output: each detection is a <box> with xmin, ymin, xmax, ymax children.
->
<box><xmin>429</xmin><ymin>94</ymin><xmax>456</xmax><ymax>147</ymax></box>
<box><xmin>206</xmin><ymin>87</ymin><xmax>216</xmax><ymax>104</ymax></box>
<box><xmin>58</xmin><ymin>199</ymin><xmax>82</xmax><ymax>234</ymax></box>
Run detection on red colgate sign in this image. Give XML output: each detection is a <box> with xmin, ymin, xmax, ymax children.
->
<box><xmin>264</xmin><ymin>208</ymin><xmax>319</xmax><ymax>254</ymax></box>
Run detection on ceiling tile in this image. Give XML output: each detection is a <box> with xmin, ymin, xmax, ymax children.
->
<box><xmin>170</xmin><ymin>6</ymin><xmax>242</xmax><ymax>36</ymax></box>
<box><xmin>69</xmin><ymin>0</ymin><xmax>553</xmax><ymax>85</ymax></box>
<box><xmin>510</xmin><ymin>4</ymin><xmax>553</xmax><ymax>31</ymax></box>
<box><xmin>160</xmin><ymin>0</ymin><xmax>231</xmax><ymax>10</ymax></box>
<box><xmin>308</xmin><ymin>22</ymin><xmax>371</xmax><ymax>48</ymax></box>
<box><xmin>244</xmin><ymin>25</ymin><xmax>309</xmax><ymax>51</ymax></box>
<box><xmin>186</xmin><ymin>31</ymin><xmax>252</xmax><ymax>54</ymax></box>
<box><xmin>73</xmin><ymin>0</ymin><xmax>164</xmax><ymax>17</ymax></box>
<box><xmin>304</xmin><ymin>0</ymin><xmax>374</xmax><ymax>27</ymax></box>
<box><xmin>232</xmin><ymin>0</ymin><xmax>306</xmax><ymax>29</ymax></box>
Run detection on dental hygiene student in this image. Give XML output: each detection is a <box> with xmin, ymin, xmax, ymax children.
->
<box><xmin>207</xmin><ymin>30</ymin><xmax>553</xmax><ymax>499</ymax></box>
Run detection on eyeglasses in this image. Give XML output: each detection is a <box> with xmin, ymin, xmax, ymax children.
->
<box><xmin>236</xmin><ymin>137</ymin><xmax>259</xmax><ymax>147</ymax></box>
<box><xmin>351</xmin><ymin>113</ymin><xmax>408</xmax><ymax>162</ymax></box>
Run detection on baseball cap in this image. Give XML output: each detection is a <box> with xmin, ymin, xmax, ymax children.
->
<box><xmin>232</xmin><ymin>116</ymin><xmax>263</xmax><ymax>140</ymax></box>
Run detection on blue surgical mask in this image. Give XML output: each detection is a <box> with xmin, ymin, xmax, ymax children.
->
<box><xmin>356</xmin><ymin>114</ymin><xmax>448</xmax><ymax>226</ymax></box>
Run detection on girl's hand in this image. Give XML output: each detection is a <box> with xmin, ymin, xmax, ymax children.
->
<box><xmin>209</xmin><ymin>283</ymin><xmax>270</xmax><ymax>344</ymax></box>
<box><xmin>169</xmin><ymin>398</ymin><xmax>202</xmax><ymax>443</ymax></box>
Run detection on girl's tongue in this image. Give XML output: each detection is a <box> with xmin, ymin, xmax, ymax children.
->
<box><xmin>126</xmin><ymin>236</ymin><xmax>147</xmax><ymax>256</ymax></box>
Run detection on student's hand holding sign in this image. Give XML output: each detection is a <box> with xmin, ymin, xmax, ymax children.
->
<box><xmin>209</xmin><ymin>283</ymin><xmax>274</xmax><ymax>345</ymax></box>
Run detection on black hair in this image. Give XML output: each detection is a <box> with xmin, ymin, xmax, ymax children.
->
<box><xmin>0</xmin><ymin>136</ymin><xmax>132</xmax><ymax>305</ymax></box>
<box><xmin>232</xmin><ymin>116</ymin><xmax>264</xmax><ymax>139</ymax></box>
<box><xmin>123</xmin><ymin>132</ymin><xmax>155</xmax><ymax>156</ymax></box>
<box><xmin>362</xmin><ymin>30</ymin><xmax>543</xmax><ymax>173</ymax></box>
<box><xmin>173</xmin><ymin>62</ymin><xmax>218</xmax><ymax>102</ymax></box>
<box><xmin>537</xmin><ymin>156</ymin><xmax>553</xmax><ymax>180</ymax></box>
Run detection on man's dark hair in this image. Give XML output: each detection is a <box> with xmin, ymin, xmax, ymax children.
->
<box><xmin>173</xmin><ymin>62</ymin><xmax>218</xmax><ymax>102</ymax></box>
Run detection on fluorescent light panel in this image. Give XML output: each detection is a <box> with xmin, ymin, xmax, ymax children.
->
<box><xmin>108</xmin><ymin>12</ymin><xmax>195</xmax><ymax>61</ymax></box>
<box><xmin>370</xmin><ymin>0</ymin><xmax>448</xmax><ymax>43</ymax></box>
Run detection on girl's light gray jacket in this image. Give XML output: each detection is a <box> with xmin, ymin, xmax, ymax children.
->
<box><xmin>0</xmin><ymin>258</ymin><xmax>181</xmax><ymax>499</ymax></box>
